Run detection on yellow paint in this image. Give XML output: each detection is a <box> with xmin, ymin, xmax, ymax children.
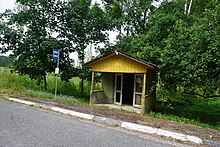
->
<box><xmin>141</xmin><ymin>73</ymin><xmax>146</xmax><ymax>114</ymax></box>
<box><xmin>90</xmin><ymin>55</ymin><xmax>147</xmax><ymax>73</ymax></box>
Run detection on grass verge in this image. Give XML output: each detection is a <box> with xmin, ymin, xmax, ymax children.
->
<box><xmin>0</xmin><ymin>67</ymin><xmax>219</xmax><ymax>131</ymax></box>
<box><xmin>26</xmin><ymin>90</ymin><xmax>89</xmax><ymax>105</ymax></box>
<box><xmin>154</xmin><ymin>88</ymin><xmax>220</xmax><ymax>131</ymax></box>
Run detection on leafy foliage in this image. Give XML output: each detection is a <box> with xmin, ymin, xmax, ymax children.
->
<box><xmin>105</xmin><ymin>0</ymin><xmax>220</xmax><ymax>97</ymax></box>
<box><xmin>0</xmin><ymin>0</ymin><xmax>69</xmax><ymax>90</ymax></box>
<box><xmin>102</xmin><ymin>0</ymin><xmax>154</xmax><ymax>35</ymax></box>
<box><xmin>0</xmin><ymin>0</ymin><xmax>110</xmax><ymax>92</ymax></box>
<box><xmin>0</xmin><ymin>0</ymin><xmax>219</xmax><ymax>99</ymax></box>
<box><xmin>57</xmin><ymin>0</ymin><xmax>110</xmax><ymax>96</ymax></box>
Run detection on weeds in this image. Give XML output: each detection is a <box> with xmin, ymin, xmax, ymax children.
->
<box><xmin>26</xmin><ymin>90</ymin><xmax>89</xmax><ymax>105</ymax></box>
<box><xmin>151</xmin><ymin>87</ymin><xmax>220</xmax><ymax>131</ymax></box>
<box><xmin>0</xmin><ymin>67</ymin><xmax>90</xmax><ymax>104</ymax></box>
<box><xmin>1</xmin><ymin>67</ymin><xmax>220</xmax><ymax>131</ymax></box>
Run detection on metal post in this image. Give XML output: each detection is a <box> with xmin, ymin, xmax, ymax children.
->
<box><xmin>54</xmin><ymin>50</ymin><xmax>60</xmax><ymax>97</ymax></box>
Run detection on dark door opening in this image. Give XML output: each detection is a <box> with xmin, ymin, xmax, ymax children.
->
<box><xmin>122</xmin><ymin>73</ymin><xmax>134</xmax><ymax>105</ymax></box>
<box><xmin>115</xmin><ymin>74</ymin><xmax>122</xmax><ymax>104</ymax></box>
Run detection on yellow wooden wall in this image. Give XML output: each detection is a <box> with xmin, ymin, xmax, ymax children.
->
<box><xmin>90</xmin><ymin>55</ymin><xmax>147</xmax><ymax>73</ymax></box>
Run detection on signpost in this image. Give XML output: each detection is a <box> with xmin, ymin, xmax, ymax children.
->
<box><xmin>53</xmin><ymin>49</ymin><xmax>59</xmax><ymax>61</ymax></box>
<box><xmin>53</xmin><ymin>49</ymin><xmax>60</xmax><ymax>97</ymax></box>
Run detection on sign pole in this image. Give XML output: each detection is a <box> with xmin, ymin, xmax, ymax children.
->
<box><xmin>55</xmin><ymin>50</ymin><xmax>60</xmax><ymax>97</ymax></box>
<box><xmin>53</xmin><ymin>49</ymin><xmax>60</xmax><ymax>97</ymax></box>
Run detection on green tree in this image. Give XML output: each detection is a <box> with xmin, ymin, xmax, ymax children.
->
<box><xmin>0</xmin><ymin>10</ymin><xmax>22</xmax><ymax>54</ymax></box>
<box><xmin>99</xmin><ymin>0</ymin><xmax>155</xmax><ymax>54</ymax></box>
<box><xmin>102</xmin><ymin>0</ymin><xmax>154</xmax><ymax>35</ymax></box>
<box><xmin>1</xmin><ymin>0</ymin><xmax>111</xmax><ymax>95</ymax></box>
<box><xmin>0</xmin><ymin>0</ymin><xmax>74</xmax><ymax>90</ymax></box>
<box><xmin>142</xmin><ymin>0</ymin><xmax>220</xmax><ymax>97</ymax></box>
<box><xmin>59</xmin><ymin>0</ymin><xmax>110</xmax><ymax>96</ymax></box>
<box><xmin>107</xmin><ymin>0</ymin><xmax>220</xmax><ymax>97</ymax></box>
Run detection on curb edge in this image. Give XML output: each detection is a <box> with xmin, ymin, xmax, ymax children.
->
<box><xmin>7</xmin><ymin>97</ymin><xmax>204</xmax><ymax>144</ymax></box>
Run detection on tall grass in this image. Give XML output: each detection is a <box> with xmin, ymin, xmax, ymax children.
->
<box><xmin>148</xmin><ymin>87</ymin><xmax>220</xmax><ymax>130</ymax></box>
<box><xmin>0</xmin><ymin>67</ymin><xmax>89</xmax><ymax>104</ymax></box>
<box><xmin>1</xmin><ymin>67</ymin><xmax>219</xmax><ymax>130</ymax></box>
<box><xmin>26</xmin><ymin>90</ymin><xmax>88</xmax><ymax>105</ymax></box>
<box><xmin>46</xmin><ymin>76</ymin><xmax>91</xmax><ymax>98</ymax></box>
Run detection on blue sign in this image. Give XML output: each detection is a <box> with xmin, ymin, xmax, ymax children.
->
<box><xmin>52</xmin><ymin>49</ymin><xmax>59</xmax><ymax>61</ymax></box>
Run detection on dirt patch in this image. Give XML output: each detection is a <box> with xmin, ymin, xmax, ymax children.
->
<box><xmin>11</xmin><ymin>96</ymin><xmax>220</xmax><ymax>143</ymax></box>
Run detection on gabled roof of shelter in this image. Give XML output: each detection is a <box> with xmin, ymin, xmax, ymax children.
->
<box><xmin>85</xmin><ymin>51</ymin><xmax>158</xmax><ymax>70</ymax></box>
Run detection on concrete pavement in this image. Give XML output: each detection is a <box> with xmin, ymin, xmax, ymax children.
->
<box><xmin>6</xmin><ymin>97</ymin><xmax>204</xmax><ymax>145</ymax></box>
<box><xmin>0</xmin><ymin>99</ymin><xmax>178</xmax><ymax>147</ymax></box>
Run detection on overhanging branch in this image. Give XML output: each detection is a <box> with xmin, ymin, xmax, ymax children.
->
<box><xmin>182</xmin><ymin>91</ymin><xmax>220</xmax><ymax>99</ymax></box>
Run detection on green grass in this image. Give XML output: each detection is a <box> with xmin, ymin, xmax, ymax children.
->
<box><xmin>0</xmin><ymin>67</ymin><xmax>89</xmax><ymax>105</ymax></box>
<box><xmin>1</xmin><ymin>67</ymin><xmax>220</xmax><ymax>131</ymax></box>
<box><xmin>147</xmin><ymin>88</ymin><xmax>220</xmax><ymax>131</ymax></box>
<box><xmin>26</xmin><ymin>90</ymin><xmax>88</xmax><ymax>105</ymax></box>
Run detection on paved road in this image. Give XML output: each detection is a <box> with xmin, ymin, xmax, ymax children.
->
<box><xmin>0</xmin><ymin>99</ymin><xmax>177</xmax><ymax>147</ymax></box>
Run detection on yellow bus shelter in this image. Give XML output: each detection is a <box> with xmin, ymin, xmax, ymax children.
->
<box><xmin>85</xmin><ymin>51</ymin><xmax>157</xmax><ymax>114</ymax></box>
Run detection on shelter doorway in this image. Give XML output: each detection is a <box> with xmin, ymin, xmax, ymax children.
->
<box><xmin>122</xmin><ymin>73</ymin><xmax>134</xmax><ymax>105</ymax></box>
<box><xmin>114</xmin><ymin>73</ymin><xmax>134</xmax><ymax>106</ymax></box>
<box><xmin>114</xmin><ymin>74</ymin><xmax>123</xmax><ymax>105</ymax></box>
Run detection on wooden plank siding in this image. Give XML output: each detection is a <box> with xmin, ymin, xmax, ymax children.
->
<box><xmin>90</xmin><ymin>54</ymin><xmax>147</xmax><ymax>73</ymax></box>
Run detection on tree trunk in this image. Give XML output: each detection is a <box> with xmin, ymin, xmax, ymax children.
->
<box><xmin>184</xmin><ymin>0</ymin><xmax>188</xmax><ymax>14</ymax></box>
<box><xmin>185</xmin><ymin>0</ymin><xmax>193</xmax><ymax>15</ymax></box>
<box><xmin>81</xmin><ymin>76</ymin><xmax>84</xmax><ymax>97</ymax></box>
<box><xmin>44</xmin><ymin>72</ymin><xmax>47</xmax><ymax>91</ymax></box>
<box><xmin>80</xmin><ymin>53</ymin><xmax>85</xmax><ymax>97</ymax></box>
<box><xmin>187</xmin><ymin>0</ymin><xmax>193</xmax><ymax>15</ymax></box>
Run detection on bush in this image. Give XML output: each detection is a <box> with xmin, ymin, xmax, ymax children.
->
<box><xmin>154</xmin><ymin>85</ymin><xmax>220</xmax><ymax>130</ymax></box>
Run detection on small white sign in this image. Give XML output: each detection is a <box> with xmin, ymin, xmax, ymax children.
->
<box><xmin>55</xmin><ymin>68</ymin><xmax>59</xmax><ymax>74</ymax></box>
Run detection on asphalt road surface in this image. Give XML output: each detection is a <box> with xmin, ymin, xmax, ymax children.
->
<box><xmin>0</xmin><ymin>99</ymin><xmax>180</xmax><ymax>147</ymax></box>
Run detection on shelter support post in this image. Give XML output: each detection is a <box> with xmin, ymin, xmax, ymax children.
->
<box><xmin>91</xmin><ymin>72</ymin><xmax>95</xmax><ymax>92</ymax></box>
<box><xmin>90</xmin><ymin>72</ymin><xmax>95</xmax><ymax>105</ymax></box>
<box><xmin>141</xmin><ymin>73</ymin><xmax>147</xmax><ymax>114</ymax></box>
